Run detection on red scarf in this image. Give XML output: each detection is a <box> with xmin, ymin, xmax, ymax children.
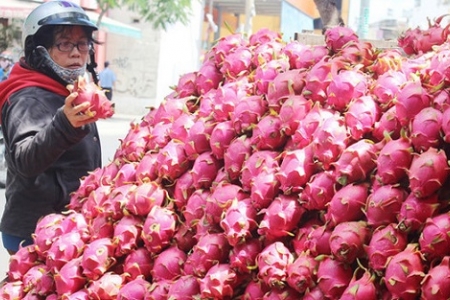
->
<box><xmin>0</xmin><ymin>59</ymin><xmax>70</xmax><ymax>122</ymax></box>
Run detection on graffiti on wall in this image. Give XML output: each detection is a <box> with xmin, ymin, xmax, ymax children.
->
<box><xmin>110</xmin><ymin>56</ymin><xmax>156</xmax><ymax>98</ymax></box>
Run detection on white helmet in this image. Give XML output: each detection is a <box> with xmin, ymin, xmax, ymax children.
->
<box><xmin>22</xmin><ymin>0</ymin><xmax>97</xmax><ymax>46</ymax></box>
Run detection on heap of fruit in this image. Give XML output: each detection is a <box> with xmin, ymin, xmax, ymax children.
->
<box><xmin>2</xmin><ymin>18</ymin><xmax>450</xmax><ymax>299</ymax></box>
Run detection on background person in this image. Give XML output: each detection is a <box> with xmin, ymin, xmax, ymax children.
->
<box><xmin>0</xmin><ymin>0</ymin><xmax>102</xmax><ymax>255</ymax></box>
<box><xmin>99</xmin><ymin>61</ymin><xmax>116</xmax><ymax>100</ymax></box>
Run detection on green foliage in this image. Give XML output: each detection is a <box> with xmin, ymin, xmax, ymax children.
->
<box><xmin>96</xmin><ymin>0</ymin><xmax>195</xmax><ymax>30</ymax></box>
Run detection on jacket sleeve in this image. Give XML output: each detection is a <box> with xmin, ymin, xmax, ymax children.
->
<box><xmin>3</xmin><ymin>88</ymin><xmax>90</xmax><ymax>177</ymax></box>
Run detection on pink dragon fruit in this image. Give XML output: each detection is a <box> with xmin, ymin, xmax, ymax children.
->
<box><xmin>337</xmin><ymin>40</ymin><xmax>377</xmax><ymax>70</ymax></box>
<box><xmin>240</xmin><ymin>150</ymin><xmax>279</xmax><ymax>191</ymax></box>
<box><xmin>250</xmin><ymin>167</ymin><xmax>281</xmax><ymax>210</ymax></box>
<box><xmin>301</xmin><ymin>170</ymin><xmax>337</xmax><ymax>211</ymax></box>
<box><xmin>54</xmin><ymin>257</ymin><xmax>87</xmax><ymax>296</ymax></box>
<box><xmin>81</xmin><ymin>237</ymin><xmax>116</xmax><ymax>280</ymax></box>
<box><xmin>146</xmin><ymin>279</ymin><xmax>171</xmax><ymax>300</ymax></box>
<box><xmin>262</xmin><ymin>286</ymin><xmax>302</xmax><ymax>299</ymax></box>
<box><xmin>45</xmin><ymin>231</ymin><xmax>85</xmax><ymax>272</ymax></box>
<box><xmin>167</xmin><ymin>275</ymin><xmax>201</xmax><ymax>299</ymax></box>
<box><xmin>365</xmin><ymin>223</ymin><xmax>408</xmax><ymax>272</ymax></box>
<box><xmin>243</xmin><ymin>279</ymin><xmax>270</xmax><ymax>299</ymax></box>
<box><xmin>324</xmin><ymin>26</ymin><xmax>359</xmax><ymax>52</ymax></box>
<box><xmin>251</xmin><ymin>113</ymin><xmax>287</xmax><ymax>151</ymax></box>
<box><xmin>324</xmin><ymin>183</ymin><xmax>369</xmax><ymax>227</ymax></box>
<box><xmin>190</xmin><ymin>151</ymin><xmax>222</xmax><ymax>189</ymax></box>
<box><xmin>155</xmin><ymin>139</ymin><xmax>190</xmax><ymax>182</ymax></box>
<box><xmin>303</xmin><ymin>57</ymin><xmax>343</xmax><ymax>104</ymax></box>
<box><xmin>374</xmin><ymin>133</ymin><xmax>414</xmax><ymax>185</ymax></box>
<box><xmin>256</xmin><ymin>242</ymin><xmax>294</xmax><ymax>289</ymax></box>
<box><xmin>223</xmin><ymin>135</ymin><xmax>253</xmax><ymax>181</ymax></box>
<box><xmin>151</xmin><ymin>245</ymin><xmax>187</xmax><ymax>281</ymax></box>
<box><xmin>258</xmin><ymin>195</ymin><xmax>305</xmax><ymax>241</ymax></box>
<box><xmin>291</xmin><ymin>104</ymin><xmax>334</xmax><ymax>149</ymax></box>
<box><xmin>311</xmin><ymin>112</ymin><xmax>349</xmax><ymax>170</ymax></box>
<box><xmin>0</xmin><ymin>281</ymin><xmax>25</xmax><ymax>299</ymax></box>
<box><xmin>205</xmin><ymin>182</ymin><xmax>247</xmax><ymax>224</ymax></box>
<box><xmin>398</xmin><ymin>14</ymin><xmax>450</xmax><ymax>55</ymax></box>
<box><xmin>199</xmin><ymin>264</ymin><xmax>238</xmax><ymax>299</ymax></box>
<box><xmin>195</xmin><ymin>60</ymin><xmax>223</xmax><ymax>95</ymax></box>
<box><xmin>332</xmin><ymin>138</ymin><xmax>377</xmax><ymax>185</ymax></box>
<box><xmin>345</xmin><ymin>95</ymin><xmax>381</xmax><ymax>140</ymax></box>
<box><xmin>327</xmin><ymin>69</ymin><xmax>369</xmax><ymax>112</ymax></box>
<box><xmin>302</xmin><ymin>285</ymin><xmax>325</xmax><ymax>300</ymax></box>
<box><xmin>395</xmin><ymin>77</ymin><xmax>432</xmax><ymax>126</ymax></box>
<box><xmin>276</xmin><ymin>145</ymin><xmax>316</xmax><ymax>194</ymax></box>
<box><xmin>286</xmin><ymin>251</ymin><xmax>319</xmax><ymax>294</ymax></box>
<box><xmin>141</xmin><ymin>205</ymin><xmax>177</xmax><ymax>254</ymax></box>
<box><xmin>174</xmin><ymin>71</ymin><xmax>197</xmax><ymax>98</ymax></box>
<box><xmin>124</xmin><ymin>181</ymin><xmax>167</xmax><ymax>217</ymax></box>
<box><xmin>408</xmin><ymin>147</ymin><xmax>450</xmax><ymax>198</ymax></box>
<box><xmin>266</xmin><ymin>69</ymin><xmax>306</xmax><ymax>110</ymax></box>
<box><xmin>211</xmin><ymin>33</ymin><xmax>247</xmax><ymax>67</ymax></box>
<box><xmin>8</xmin><ymin>244</ymin><xmax>40</xmax><ymax>281</ymax></box>
<box><xmin>209</xmin><ymin>120</ymin><xmax>236</xmax><ymax>159</ymax></box>
<box><xmin>184</xmin><ymin>116</ymin><xmax>215</xmax><ymax>160</ymax></box>
<box><xmin>421</xmin><ymin>256</ymin><xmax>450</xmax><ymax>300</ymax></box>
<box><xmin>303</xmin><ymin>224</ymin><xmax>333</xmax><ymax>256</ymax></box>
<box><xmin>254</xmin><ymin>58</ymin><xmax>290</xmax><ymax>95</ymax></box>
<box><xmin>229</xmin><ymin>238</ymin><xmax>262</xmax><ymax>274</ymax></box>
<box><xmin>372</xmin><ymin>70</ymin><xmax>407</xmax><ymax>109</ymax></box>
<box><xmin>339</xmin><ymin>270</ymin><xmax>377</xmax><ymax>300</ymax></box>
<box><xmin>220</xmin><ymin>198</ymin><xmax>258</xmax><ymax>246</ymax></box>
<box><xmin>122</xmin><ymin>247</ymin><xmax>153</xmax><ymax>280</ymax></box>
<box><xmin>316</xmin><ymin>255</ymin><xmax>353</xmax><ymax>299</ymax></box>
<box><xmin>329</xmin><ymin>221</ymin><xmax>370</xmax><ymax>263</ymax></box>
<box><xmin>117</xmin><ymin>276</ymin><xmax>152</xmax><ymax>300</ymax></box>
<box><xmin>418</xmin><ymin>212</ymin><xmax>450</xmax><ymax>260</ymax></box>
<box><xmin>231</xmin><ymin>94</ymin><xmax>268</xmax><ymax>134</ymax></box>
<box><xmin>112</xmin><ymin>214</ymin><xmax>143</xmax><ymax>256</ymax></box>
<box><xmin>182</xmin><ymin>189</ymin><xmax>209</xmax><ymax>227</ymax></box>
<box><xmin>72</xmin><ymin>75</ymin><xmax>114</xmax><ymax>119</ymax></box>
<box><xmin>410</xmin><ymin>106</ymin><xmax>443</xmax><ymax>152</ymax></box>
<box><xmin>87</xmin><ymin>272</ymin><xmax>123</xmax><ymax>300</ymax></box>
<box><xmin>169</xmin><ymin>113</ymin><xmax>196</xmax><ymax>144</ymax></box>
<box><xmin>372</xmin><ymin>106</ymin><xmax>402</xmax><ymax>142</ymax></box>
<box><xmin>279</xmin><ymin>95</ymin><xmax>313</xmax><ymax>136</ymax></box>
<box><xmin>220</xmin><ymin>46</ymin><xmax>253</xmax><ymax>80</ymax></box>
<box><xmin>32</xmin><ymin>213</ymin><xmax>65</xmax><ymax>258</ymax></box>
<box><xmin>397</xmin><ymin>192</ymin><xmax>440</xmax><ymax>232</ymax></box>
<box><xmin>183</xmin><ymin>233</ymin><xmax>231</xmax><ymax>277</ymax></box>
<box><xmin>281</xmin><ymin>41</ymin><xmax>328</xmax><ymax>70</ymax></box>
<box><xmin>384</xmin><ymin>243</ymin><xmax>425</xmax><ymax>300</ymax></box>
<box><xmin>365</xmin><ymin>185</ymin><xmax>408</xmax><ymax>228</ymax></box>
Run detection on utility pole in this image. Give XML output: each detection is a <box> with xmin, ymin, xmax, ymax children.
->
<box><xmin>244</xmin><ymin>0</ymin><xmax>255</xmax><ymax>38</ymax></box>
<box><xmin>358</xmin><ymin>0</ymin><xmax>370</xmax><ymax>38</ymax></box>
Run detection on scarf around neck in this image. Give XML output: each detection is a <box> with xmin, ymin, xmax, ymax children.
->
<box><xmin>0</xmin><ymin>59</ymin><xmax>70</xmax><ymax>123</ymax></box>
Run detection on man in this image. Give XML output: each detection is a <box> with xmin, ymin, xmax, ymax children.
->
<box><xmin>99</xmin><ymin>61</ymin><xmax>116</xmax><ymax>100</ymax></box>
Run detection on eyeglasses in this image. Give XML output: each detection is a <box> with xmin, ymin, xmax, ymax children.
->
<box><xmin>54</xmin><ymin>41</ymin><xmax>91</xmax><ymax>53</ymax></box>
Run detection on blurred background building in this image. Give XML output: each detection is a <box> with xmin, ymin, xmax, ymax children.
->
<box><xmin>0</xmin><ymin>0</ymin><xmax>448</xmax><ymax>115</ymax></box>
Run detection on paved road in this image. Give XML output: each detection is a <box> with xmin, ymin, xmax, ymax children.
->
<box><xmin>0</xmin><ymin>113</ymin><xmax>141</xmax><ymax>278</ymax></box>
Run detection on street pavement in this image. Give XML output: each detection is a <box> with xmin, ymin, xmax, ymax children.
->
<box><xmin>0</xmin><ymin>113</ymin><xmax>141</xmax><ymax>279</ymax></box>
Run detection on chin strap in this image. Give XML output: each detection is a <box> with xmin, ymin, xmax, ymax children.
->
<box><xmin>87</xmin><ymin>47</ymin><xmax>99</xmax><ymax>85</ymax></box>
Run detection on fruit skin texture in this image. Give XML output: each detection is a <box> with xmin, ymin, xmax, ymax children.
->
<box><xmin>421</xmin><ymin>256</ymin><xmax>450</xmax><ymax>300</ymax></box>
<box><xmin>384</xmin><ymin>243</ymin><xmax>425</xmax><ymax>300</ymax></box>
<box><xmin>72</xmin><ymin>75</ymin><xmax>114</xmax><ymax>119</ymax></box>
<box><xmin>408</xmin><ymin>147</ymin><xmax>450</xmax><ymax>198</ymax></box>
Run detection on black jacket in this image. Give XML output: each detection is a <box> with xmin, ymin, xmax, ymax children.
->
<box><xmin>0</xmin><ymin>87</ymin><xmax>101</xmax><ymax>239</ymax></box>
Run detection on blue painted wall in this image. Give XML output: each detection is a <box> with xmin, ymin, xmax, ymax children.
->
<box><xmin>280</xmin><ymin>1</ymin><xmax>314</xmax><ymax>42</ymax></box>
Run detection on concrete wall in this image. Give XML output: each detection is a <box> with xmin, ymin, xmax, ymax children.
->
<box><xmin>104</xmin><ymin>1</ymin><xmax>204</xmax><ymax>117</ymax></box>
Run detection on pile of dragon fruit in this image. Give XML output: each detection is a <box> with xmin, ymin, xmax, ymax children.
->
<box><xmin>3</xmin><ymin>17</ymin><xmax>450</xmax><ymax>299</ymax></box>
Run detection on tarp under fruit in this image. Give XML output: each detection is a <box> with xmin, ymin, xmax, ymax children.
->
<box><xmin>3</xmin><ymin>20</ymin><xmax>450</xmax><ymax>299</ymax></box>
